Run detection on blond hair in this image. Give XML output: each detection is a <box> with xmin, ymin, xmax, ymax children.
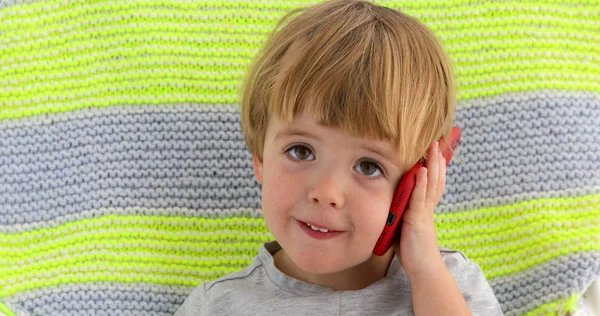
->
<box><xmin>240</xmin><ymin>0</ymin><xmax>456</xmax><ymax>169</ymax></box>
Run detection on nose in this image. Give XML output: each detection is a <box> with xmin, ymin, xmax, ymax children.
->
<box><xmin>307</xmin><ymin>167</ymin><xmax>345</xmax><ymax>209</ymax></box>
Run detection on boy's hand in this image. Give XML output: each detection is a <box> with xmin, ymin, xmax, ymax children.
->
<box><xmin>393</xmin><ymin>140</ymin><xmax>447</xmax><ymax>278</ymax></box>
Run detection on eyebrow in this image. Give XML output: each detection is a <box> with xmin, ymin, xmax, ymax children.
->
<box><xmin>359</xmin><ymin>144</ymin><xmax>393</xmax><ymax>162</ymax></box>
<box><xmin>274</xmin><ymin>128</ymin><xmax>322</xmax><ymax>142</ymax></box>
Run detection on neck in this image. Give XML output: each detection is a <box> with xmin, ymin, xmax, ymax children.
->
<box><xmin>273</xmin><ymin>247</ymin><xmax>396</xmax><ymax>291</ymax></box>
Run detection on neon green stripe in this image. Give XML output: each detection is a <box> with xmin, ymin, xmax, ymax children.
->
<box><xmin>0</xmin><ymin>301</ymin><xmax>16</xmax><ymax>316</ymax></box>
<box><xmin>1</xmin><ymin>32</ymin><xmax>263</xmax><ymax>74</ymax></box>
<box><xmin>3</xmin><ymin>235</ymin><xmax>592</xmax><ymax>284</ymax></box>
<box><xmin>0</xmin><ymin>216</ymin><xmax>273</xmax><ymax>277</ymax></box>
<box><xmin>437</xmin><ymin>208</ymin><xmax>599</xmax><ymax>238</ymax></box>
<box><xmin>2</xmin><ymin>56</ymin><xmax>598</xmax><ymax>105</ymax></box>
<box><xmin>0</xmin><ymin>216</ymin><xmax>272</xmax><ymax>297</ymax></box>
<box><xmin>441</xmin><ymin>226</ymin><xmax>599</xmax><ymax>256</ymax></box>
<box><xmin>483</xmin><ymin>242</ymin><xmax>598</xmax><ymax>279</ymax></box>
<box><xmin>563</xmin><ymin>294</ymin><xmax>581</xmax><ymax>312</ymax></box>
<box><xmin>2</xmin><ymin>50</ymin><xmax>596</xmax><ymax>92</ymax></box>
<box><xmin>2</xmin><ymin>227</ymin><xmax>594</xmax><ymax>280</ymax></box>
<box><xmin>0</xmin><ymin>193</ymin><xmax>595</xmax><ymax>282</ymax></box>
<box><xmin>0</xmin><ymin>10</ymin><xmax>281</xmax><ymax>36</ymax></box>
<box><xmin>435</xmin><ymin>195</ymin><xmax>600</xmax><ymax>244</ymax></box>
<box><xmin>1</xmin><ymin>260</ymin><xmax>251</xmax><ymax>286</ymax></box>
<box><xmin>0</xmin><ymin>241</ymin><xmax>264</xmax><ymax>265</ymax></box>
<box><xmin>0</xmin><ymin>76</ymin><xmax>241</xmax><ymax>106</ymax></box>
<box><xmin>1</xmin><ymin>220</ymin><xmax>596</xmax><ymax>279</ymax></box>
<box><xmin>523</xmin><ymin>294</ymin><xmax>580</xmax><ymax>316</ymax></box>
<box><xmin>0</xmin><ymin>0</ymin><xmax>306</xmax><ymax>26</ymax></box>
<box><xmin>0</xmin><ymin>239</ymin><xmax>271</xmax><ymax>263</ymax></box>
<box><xmin>466</xmin><ymin>240</ymin><xmax>599</xmax><ymax>279</ymax></box>
<box><xmin>382</xmin><ymin>0</ymin><xmax>599</xmax><ymax>12</ymax></box>
<box><xmin>3</xmin><ymin>10</ymin><xmax>597</xmax><ymax>47</ymax></box>
<box><xmin>1</xmin><ymin>57</ymin><xmax>251</xmax><ymax>89</ymax></box>
<box><xmin>1</xmin><ymin>73</ymin><xmax>243</xmax><ymax>104</ymax></box>
<box><xmin>0</xmin><ymin>215</ymin><xmax>269</xmax><ymax>243</ymax></box>
<box><xmin>2</xmin><ymin>1</ymin><xmax>595</xmax><ymax>31</ymax></box>
<box><xmin>1</xmin><ymin>252</ymin><xmax>255</xmax><ymax>272</ymax></box>
<box><xmin>438</xmin><ymin>216</ymin><xmax>599</xmax><ymax>246</ymax></box>
<box><xmin>433</xmin><ymin>194</ymin><xmax>600</xmax><ymax>278</ymax></box>
<box><xmin>1</xmin><ymin>0</ymin><xmax>598</xmax><ymax>120</ymax></box>
<box><xmin>1</xmin><ymin>264</ymin><xmax>249</xmax><ymax>286</ymax></box>
<box><xmin>436</xmin><ymin>194</ymin><xmax>600</xmax><ymax>223</ymax></box>
<box><xmin>0</xmin><ymin>233</ymin><xmax>272</xmax><ymax>260</ymax></box>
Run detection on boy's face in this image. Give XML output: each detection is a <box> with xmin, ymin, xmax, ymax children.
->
<box><xmin>253</xmin><ymin>112</ymin><xmax>406</xmax><ymax>275</ymax></box>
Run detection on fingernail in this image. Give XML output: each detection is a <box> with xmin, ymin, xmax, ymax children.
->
<box><xmin>434</xmin><ymin>141</ymin><xmax>439</xmax><ymax>152</ymax></box>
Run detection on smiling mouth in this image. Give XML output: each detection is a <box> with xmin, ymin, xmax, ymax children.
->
<box><xmin>297</xmin><ymin>220</ymin><xmax>344</xmax><ymax>240</ymax></box>
<box><xmin>300</xmin><ymin>221</ymin><xmax>339</xmax><ymax>233</ymax></box>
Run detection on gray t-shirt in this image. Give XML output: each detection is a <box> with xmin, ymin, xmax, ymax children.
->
<box><xmin>174</xmin><ymin>241</ymin><xmax>503</xmax><ymax>315</ymax></box>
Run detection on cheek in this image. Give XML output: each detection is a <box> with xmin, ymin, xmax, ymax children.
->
<box><xmin>352</xmin><ymin>193</ymin><xmax>392</xmax><ymax>238</ymax></box>
<box><xmin>260</xmin><ymin>163</ymin><xmax>300</xmax><ymax>219</ymax></box>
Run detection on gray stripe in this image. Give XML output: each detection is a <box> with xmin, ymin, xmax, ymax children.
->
<box><xmin>489</xmin><ymin>251</ymin><xmax>600</xmax><ymax>315</ymax></box>
<box><xmin>0</xmin><ymin>0</ymin><xmax>37</xmax><ymax>10</ymax></box>
<box><xmin>458</xmin><ymin>90</ymin><xmax>600</xmax><ymax>110</ymax></box>
<box><xmin>2</xmin><ymin>91</ymin><xmax>600</xmax><ymax>226</ymax></box>
<box><xmin>0</xmin><ymin>105</ymin><xmax>262</xmax><ymax>225</ymax></box>
<box><xmin>439</xmin><ymin>89</ymin><xmax>600</xmax><ymax>212</ymax></box>
<box><xmin>2</xmin><ymin>282</ymin><xmax>195</xmax><ymax>316</ymax></box>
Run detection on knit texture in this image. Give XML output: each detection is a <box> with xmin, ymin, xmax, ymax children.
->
<box><xmin>1</xmin><ymin>1</ymin><xmax>599</xmax><ymax>315</ymax></box>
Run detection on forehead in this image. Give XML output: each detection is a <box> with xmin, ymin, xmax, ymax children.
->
<box><xmin>271</xmin><ymin>111</ymin><xmax>377</xmax><ymax>141</ymax></box>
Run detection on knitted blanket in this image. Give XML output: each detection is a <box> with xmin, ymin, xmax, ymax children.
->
<box><xmin>1</xmin><ymin>1</ymin><xmax>599</xmax><ymax>315</ymax></box>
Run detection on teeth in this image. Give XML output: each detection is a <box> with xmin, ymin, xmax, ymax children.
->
<box><xmin>306</xmin><ymin>222</ymin><xmax>329</xmax><ymax>233</ymax></box>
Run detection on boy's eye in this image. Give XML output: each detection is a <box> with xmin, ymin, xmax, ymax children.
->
<box><xmin>354</xmin><ymin>161</ymin><xmax>383</xmax><ymax>177</ymax></box>
<box><xmin>287</xmin><ymin>145</ymin><xmax>315</xmax><ymax>161</ymax></box>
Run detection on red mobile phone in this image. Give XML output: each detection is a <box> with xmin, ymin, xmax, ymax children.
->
<box><xmin>372</xmin><ymin>126</ymin><xmax>462</xmax><ymax>256</ymax></box>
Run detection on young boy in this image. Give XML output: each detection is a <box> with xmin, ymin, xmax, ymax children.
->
<box><xmin>175</xmin><ymin>0</ymin><xmax>503</xmax><ymax>314</ymax></box>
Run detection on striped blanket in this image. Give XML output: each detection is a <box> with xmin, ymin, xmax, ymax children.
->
<box><xmin>1</xmin><ymin>1</ymin><xmax>599</xmax><ymax>315</ymax></box>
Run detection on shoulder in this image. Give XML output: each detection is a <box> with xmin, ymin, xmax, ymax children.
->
<box><xmin>438</xmin><ymin>246</ymin><xmax>487</xmax><ymax>282</ymax></box>
<box><xmin>174</xmin><ymin>259</ymin><xmax>267</xmax><ymax>316</ymax></box>
<box><xmin>204</xmin><ymin>260</ymin><xmax>265</xmax><ymax>293</ymax></box>
<box><xmin>439</xmin><ymin>246</ymin><xmax>472</xmax><ymax>272</ymax></box>
<box><xmin>439</xmin><ymin>247</ymin><xmax>504</xmax><ymax>315</ymax></box>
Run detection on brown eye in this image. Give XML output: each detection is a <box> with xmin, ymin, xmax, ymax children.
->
<box><xmin>287</xmin><ymin>145</ymin><xmax>315</xmax><ymax>161</ymax></box>
<box><xmin>355</xmin><ymin>160</ymin><xmax>382</xmax><ymax>177</ymax></box>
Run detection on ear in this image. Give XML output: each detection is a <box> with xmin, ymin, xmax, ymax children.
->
<box><xmin>252</xmin><ymin>154</ymin><xmax>264</xmax><ymax>184</ymax></box>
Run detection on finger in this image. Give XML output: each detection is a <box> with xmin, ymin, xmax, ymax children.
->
<box><xmin>406</xmin><ymin>167</ymin><xmax>427</xmax><ymax>218</ymax></box>
<box><xmin>438</xmin><ymin>151</ymin><xmax>447</xmax><ymax>202</ymax></box>
<box><xmin>425</xmin><ymin>141</ymin><xmax>439</xmax><ymax>205</ymax></box>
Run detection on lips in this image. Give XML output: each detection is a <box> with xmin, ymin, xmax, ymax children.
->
<box><xmin>298</xmin><ymin>220</ymin><xmax>340</xmax><ymax>232</ymax></box>
<box><xmin>297</xmin><ymin>219</ymin><xmax>344</xmax><ymax>240</ymax></box>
